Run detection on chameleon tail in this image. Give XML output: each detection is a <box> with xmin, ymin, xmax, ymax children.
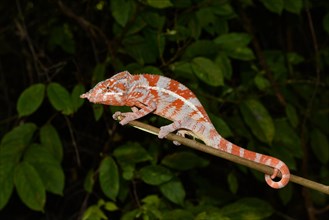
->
<box><xmin>217</xmin><ymin>138</ymin><xmax>290</xmax><ymax>189</ymax></box>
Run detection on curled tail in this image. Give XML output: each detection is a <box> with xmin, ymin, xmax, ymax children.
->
<box><xmin>157</xmin><ymin>119</ymin><xmax>290</xmax><ymax>188</ymax></box>
<box><xmin>217</xmin><ymin>138</ymin><xmax>290</xmax><ymax>189</ymax></box>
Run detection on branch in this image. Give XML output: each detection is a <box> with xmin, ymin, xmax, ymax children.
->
<box><xmin>236</xmin><ymin>6</ymin><xmax>287</xmax><ymax>106</ymax></box>
<box><xmin>121</xmin><ymin>119</ymin><xmax>329</xmax><ymax>195</ymax></box>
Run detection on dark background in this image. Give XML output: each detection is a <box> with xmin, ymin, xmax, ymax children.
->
<box><xmin>0</xmin><ymin>0</ymin><xmax>328</xmax><ymax>219</ymax></box>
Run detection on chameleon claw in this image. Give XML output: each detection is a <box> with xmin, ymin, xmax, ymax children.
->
<box><xmin>158</xmin><ymin>127</ymin><xmax>170</xmax><ymax>139</ymax></box>
<box><xmin>271</xmin><ymin>168</ymin><xmax>279</xmax><ymax>179</ymax></box>
<box><xmin>112</xmin><ymin>111</ymin><xmax>122</xmax><ymax>120</ymax></box>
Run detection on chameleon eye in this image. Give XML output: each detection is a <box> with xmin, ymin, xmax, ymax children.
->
<box><xmin>106</xmin><ymin>86</ymin><xmax>110</xmax><ymax>90</ymax></box>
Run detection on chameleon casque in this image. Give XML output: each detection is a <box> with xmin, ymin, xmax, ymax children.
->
<box><xmin>80</xmin><ymin>71</ymin><xmax>290</xmax><ymax>189</ymax></box>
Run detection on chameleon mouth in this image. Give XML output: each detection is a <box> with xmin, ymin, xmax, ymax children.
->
<box><xmin>80</xmin><ymin>93</ymin><xmax>89</xmax><ymax>99</ymax></box>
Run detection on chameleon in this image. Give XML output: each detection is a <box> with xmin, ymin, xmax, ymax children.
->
<box><xmin>80</xmin><ymin>71</ymin><xmax>290</xmax><ymax>189</ymax></box>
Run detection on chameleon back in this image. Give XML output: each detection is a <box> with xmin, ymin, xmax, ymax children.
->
<box><xmin>132</xmin><ymin>74</ymin><xmax>211</xmax><ymax>123</ymax></box>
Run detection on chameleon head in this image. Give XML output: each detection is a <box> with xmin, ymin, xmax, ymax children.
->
<box><xmin>80</xmin><ymin>71</ymin><xmax>133</xmax><ymax>106</ymax></box>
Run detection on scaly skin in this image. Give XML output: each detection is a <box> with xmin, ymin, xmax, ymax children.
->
<box><xmin>80</xmin><ymin>71</ymin><xmax>290</xmax><ymax>189</ymax></box>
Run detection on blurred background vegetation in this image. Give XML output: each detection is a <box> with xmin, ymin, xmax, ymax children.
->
<box><xmin>0</xmin><ymin>0</ymin><xmax>328</xmax><ymax>219</ymax></box>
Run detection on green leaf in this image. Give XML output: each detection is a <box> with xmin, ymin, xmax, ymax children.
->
<box><xmin>121</xmin><ymin>164</ymin><xmax>135</xmax><ymax>180</ymax></box>
<box><xmin>15</xmin><ymin>162</ymin><xmax>46</xmax><ymax>211</ymax></box>
<box><xmin>260</xmin><ymin>0</ymin><xmax>283</xmax><ymax>14</ymax></box>
<box><xmin>17</xmin><ymin>83</ymin><xmax>45</xmax><ymax>117</ymax></box>
<box><xmin>214</xmin><ymin>33</ymin><xmax>252</xmax><ymax>49</ymax></box>
<box><xmin>170</xmin><ymin>61</ymin><xmax>194</xmax><ymax>78</ymax></box>
<box><xmin>195</xmin><ymin>211</ymin><xmax>228</xmax><ymax>220</ymax></box>
<box><xmin>285</xmin><ymin>104</ymin><xmax>299</xmax><ymax>128</ymax></box>
<box><xmin>48</xmin><ymin>24</ymin><xmax>75</xmax><ymax>54</ymax></box>
<box><xmin>92</xmin><ymin>63</ymin><xmax>106</xmax><ymax>86</ymax></box>
<box><xmin>219</xmin><ymin>198</ymin><xmax>273</xmax><ymax>220</ymax></box>
<box><xmin>214</xmin><ymin>54</ymin><xmax>232</xmax><ymax>79</ymax></box>
<box><xmin>112</xmin><ymin>140</ymin><xmax>152</xmax><ymax>180</ymax></box>
<box><xmin>323</xmin><ymin>13</ymin><xmax>329</xmax><ymax>35</ymax></box>
<box><xmin>147</xmin><ymin>0</ymin><xmax>173</xmax><ymax>9</ymax></box>
<box><xmin>227</xmin><ymin>172</ymin><xmax>238</xmax><ymax>194</ymax></box>
<box><xmin>84</xmin><ymin>170</ymin><xmax>95</xmax><ymax>193</ymax></box>
<box><xmin>93</xmin><ymin>104</ymin><xmax>104</xmax><ymax>121</ymax></box>
<box><xmin>182</xmin><ymin>40</ymin><xmax>217</xmax><ymax>59</ymax></box>
<box><xmin>214</xmin><ymin>33</ymin><xmax>254</xmax><ymax>60</ymax></box>
<box><xmin>273</xmin><ymin>119</ymin><xmax>302</xmax><ymax>159</ymax></box>
<box><xmin>40</xmin><ymin>124</ymin><xmax>63</xmax><ymax>162</ymax></box>
<box><xmin>254</xmin><ymin>75</ymin><xmax>270</xmax><ymax>91</ymax></box>
<box><xmin>284</xmin><ymin>0</ymin><xmax>303</xmax><ymax>14</ymax></box>
<box><xmin>123</xmin><ymin>32</ymin><xmax>160</xmax><ymax>64</ymax></box>
<box><xmin>191</xmin><ymin>57</ymin><xmax>224</xmax><ymax>86</ymax></box>
<box><xmin>228</xmin><ymin>47</ymin><xmax>255</xmax><ymax>61</ymax></box>
<box><xmin>0</xmin><ymin>157</ymin><xmax>15</xmax><ymax>210</ymax></box>
<box><xmin>121</xmin><ymin>209</ymin><xmax>141</xmax><ymax>220</ymax></box>
<box><xmin>139</xmin><ymin>165</ymin><xmax>174</xmax><ymax>185</ymax></box>
<box><xmin>161</xmin><ymin>152</ymin><xmax>209</xmax><ymax>171</ymax></box>
<box><xmin>162</xmin><ymin>209</ymin><xmax>194</xmax><ymax>220</ymax></box>
<box><xmin>110</xmin><ymin>0</ymin><xmax>133</xmax><ymax>26</ymax></box>
<box><xmin>47</xmin><ymin>83</ymin><xmax>73</xmax><ymax>115</ymax></box>
<box><xmin>104</xmin><ymin>201</ymin><xmax>119</xmax><ymax>211</ymax></box>
<box><xmin>196</xmin><ymin>7</ymin><xmax>215</xmax><ymax>28</ymax></box>
<box><xmin>24</xmin><ymin>144</ymin><xmax>64</xmax><ymax>195</ymax></box>
<box><xmin>160</xmin><ymin>179</ymin><xmax>185</xmax><ymax>206</ymax></box>
<box><xmin>0</xmin><ymin>123</ymin><xmax>37</xmax><ymax>162</ymax></box>
<box><xmin>99</xmin><ymin>156</ymin><xmax>120</xmax><ymax>201</ymax></box>
<box><xmin>287</xmin><ymin>52</ymin><xmax>304</xmax><ymax>65</ymax></box>
<box><xmin>188</xmin><ymin>15</ymin><xmax>201</xmax><ymax>39</ymax></box>
<box><xmin>71</xmin><ymin>83</ymin><xmax>85</xmax><ymax>112</ymax></box>
<box><xmin>138</xmin><ymin>66</ymin><xmax>163</xmax><ymax>75</ymax></box>
<box><xmin>141</xmin><ymin>12</ymin><xmax>165</xmax><ymax>29</ymax></box>
<box><xmin>82</xmin><ymin>205</ymin><xmax>107</xmax><ymax>220</ymax></box>
<box><xmin>310</xmin><ymin>129</ymin><xmax>329</xmax><ymax>164</ymax></box>
<box><xmin>196</xmin><ymin>7</ymin><xmax>227</xmax><ymax>35</ymax></box>
<box><xmin>239</xmin><ymin>99</ymin><xmax>275</xmax><ymax>143</ymax></box>
<box><xmin>209</xmin><ymin>114</ymin><xmax>233</xmax><ymax>138</ymax></box>
<box><xmin>113</xmin><ymin>142</ymin><xmax>152</xmax><ymax>164</ymax></box>
<box><xmin>142</xmin><ymin>194</ymin><xmax>160</xmax><ymax>206</ymax></box>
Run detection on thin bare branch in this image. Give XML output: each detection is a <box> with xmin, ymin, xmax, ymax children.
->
<box><xmin>122</xmin><ymin>119</ymin><xmax>329</xmax><ymax>195</ymax></box>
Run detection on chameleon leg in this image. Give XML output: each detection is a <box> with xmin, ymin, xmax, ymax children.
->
<box><xmin>158</xmin><ymin>120</ymin><xmax>183</xmax><ymax>139</ymax></box>
<box><xmin>173</xmin><ymin>130</ymin><xmax>196</xmax><ymax>145</ymax></box>
<box><xmin>158</xmin><ymin>117</ymin><xmax>197</xmax><ymax>139</ymax></box>
<box><xmin>113</xmin><ymin>102</ymin><xmax>156</xmax><ymax>125</ymax></box>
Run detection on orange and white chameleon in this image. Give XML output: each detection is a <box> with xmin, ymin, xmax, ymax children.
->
<box><xmin>80</xmin><ymin>71</ymin><xmax>290</xmax><ymax>189</ymax></box>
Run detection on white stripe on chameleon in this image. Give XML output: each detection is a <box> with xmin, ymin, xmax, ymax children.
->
<box><xmin>96</xmin><ymin>88</ymin><xmax>102</xmax><ymax>95</ymax></box>
<box><xmin>155</xmin><ymin>75</ymin><xmax>171</xmax><ymax>89</ymax></box>
<box><xmin>239</xmin><ymin>148</ymin><xmax>245</xmax><ymax>157</ymax></box>
<box><xmin>178</xmin><ymin>83</ymin><xmax>186</xmax><ymax>91</ymax></box>
<box><xmin>255</xmin><ymin>153</ymin><xmax>261</xmax><ymax>162</ymax></box>
<box><xmin>175</xmin><ymin>102</ymin><xmax>195</xmax><ymax>120</ymax></box>
<box><xmin>276</xmin><ymin>161</ymin><xmax>284</xmax><ymax>169</ymax></box>
<box><xmin>164</xmin><ymin>106</ymin><xmax>177</xmax><ymax>117</ymax></box>
<box><xmin>265</xmin><ymin>159</ymin><xmax>272</xmax><ymax>166</ymax></box>
<box><xmin>102</xmin><ymin>92</ymin><xmax>123</xmax><ymax>101</ymax></box>
<box><xmin>146</xmin><ymin>86</ymin><xmax>205</xmax><ymax>120</ymax></box>
<box><xmin>226</xmin><ymin>142</ymin><xmax>232</xmax><ymax>153</ymax></box>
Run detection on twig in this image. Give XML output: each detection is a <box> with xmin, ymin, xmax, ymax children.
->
<box><xmin>122</xmin><ymin>119</ymin><xmax>329</xmax><ymax>195</ymax></box>
<box><xmin>64</xmin><ymin>116</ymin><xmax>81</xmax><ymax>167</ymax></box>
<box><xmin>300</xmin><ymin>6</ymin><xmax>323</xmax><ymax>220</ymax></box>
<box><xmin>237</xmin><ymin>6</ymin><xmax>287</xmax><ymax>106</ymax></box>
<box><xmin>57</xmin><ymin>0</ymin><xmax>114</xmax><ymax>57</ymax></box>
<box><xmin>15</xmin><ymin>0</ymin><xmax>46</xmax><ymax>78</ymax></box>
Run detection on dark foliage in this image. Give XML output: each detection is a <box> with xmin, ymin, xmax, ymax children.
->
<box><xmin>0</xmin><ymin>0</ymin><xmax>328</xmax><ymax>219</ymax></box>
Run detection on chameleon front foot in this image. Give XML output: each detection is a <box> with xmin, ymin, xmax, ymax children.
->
<box><xmin>158</xmin><ymin>126</ymin><xmax>171</xmax><ymax>139</ymax></box>
<box><xmin>112</xmin><ymin>111</ymin><xmax>123</xmax><ymax>120</ymax></box>
<box><xmin>112</xmin><ymin>111</ymin><xmax>136</xmax><ymax>125</ymax></box>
